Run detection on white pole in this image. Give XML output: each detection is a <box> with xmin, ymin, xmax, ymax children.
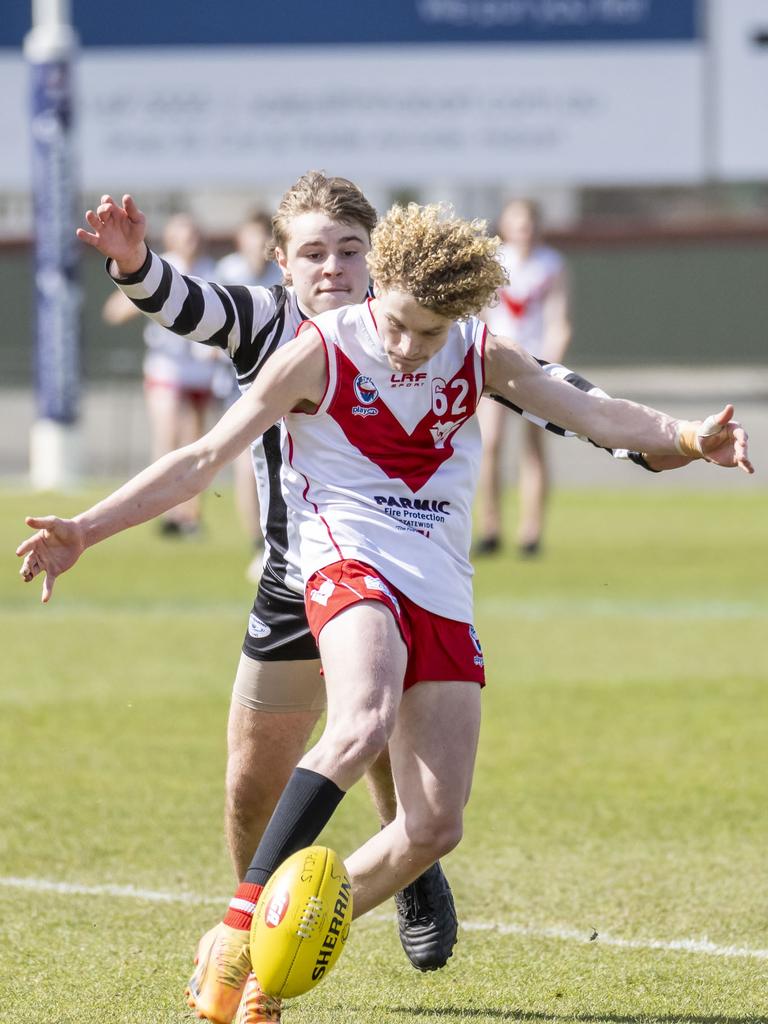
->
<box><xmin>25</xmin><ymin>0</ymin><xmax>82</xmax><ymax>491</ymax></box>
<box><xmin>26</xmin><ymin>0</ymin><xmax>76</xmax><ymax>56</ymax></box>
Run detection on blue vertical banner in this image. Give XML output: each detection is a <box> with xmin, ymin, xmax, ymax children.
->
<box><xmin>29</xmin><ymin>54</ymin><xmax>80</xmax><ymax>424</ymax></box>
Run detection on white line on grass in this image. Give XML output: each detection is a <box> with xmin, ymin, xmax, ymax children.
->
<box><xmin>5</xmin><ymin>597</ymin><xmax>767</xmax><ymax>620</ymax></box>
<box><xmin>3</xmin><ymin>875</ymin><xmax>767</xmax><ymax>962</ymax></box>
<box><xmin>0</xmin><ymin>876</ymin><xmax>221</xmax><ymax>906</ymax></box>
<box><xmin>454</xmin><ymin>919</ymin><xmax>768</xmax><ymax>961</ymax></box>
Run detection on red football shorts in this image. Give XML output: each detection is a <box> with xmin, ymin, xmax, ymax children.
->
<box><xmin>144</xmin><ymin>377</ymin><xmax>214</xmax><ymax>412</ymax></box>
<box><xmin>304</xmin><ymin>559</ymin><xmax>485</xmax><ymax>690</ymax></box>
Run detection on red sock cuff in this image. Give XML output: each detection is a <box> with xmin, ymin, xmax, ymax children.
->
<box><xmin>223</xmin><ymin>881</ymin><xmax>263</xmax><ymax>930</ymax></box>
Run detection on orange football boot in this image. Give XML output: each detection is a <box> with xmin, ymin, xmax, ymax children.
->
<box><xmin>186</xmin><ymin>923</ymin><xmax>252</xmax><ymax>1023</ymax></box>
<box><xmin>233</xmin><ymin>973</ymin><xmax>282</xmax><ymax>1023</ymax></box>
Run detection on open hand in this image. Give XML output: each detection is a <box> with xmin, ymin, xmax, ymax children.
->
<box><xmin>697</xmin><ymin>404</ymin><xmax>754</xmax><ymax>474</ymax></box>
<box><xmin>76</xmin><ymin>194</ymin><xmax>147</xmax><ymax>274</ymax></box>
<box><xmin>16</xmin><ymin>516</ymin><xmax>86</xmax><ymax>603</ymax></box>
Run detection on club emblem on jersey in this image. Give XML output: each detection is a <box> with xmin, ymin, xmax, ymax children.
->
<box><xmin>353</xmin><ymin>375</ymin><xmax>378</xmax><ymax>405</ymax></box>
<box><xmin>429</xmin><ymin>419</ymin><xmax>462</xmax><ymax>449</ymax></box>
<box><xmin>248</xmin><ymin>613</ymin><xmax>272</xmax><ymax>639</ymax></box>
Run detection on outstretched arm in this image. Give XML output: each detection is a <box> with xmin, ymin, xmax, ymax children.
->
<box><xmin>488</xmin><ymin>361</ymin><xmax>661</xmax><ymax>468</ymax></box>
<box><xmin>489</xmin><ymin>361</ymin><xmax>722</xmax><ymax>473</ymax></box>
<box><xmin>77</xmin><ymin>194</ymin><xmax>280</xmax><ymax>362</ymax></box>
<box><xmin>17</xmin><ymin>331</ymin><xmax>328</xmax><ymax>602</ymax></box>
<box><xmin>485</xmin><ymin>333</ymin><xmax>753</xmax><ymax>474</ymax></box>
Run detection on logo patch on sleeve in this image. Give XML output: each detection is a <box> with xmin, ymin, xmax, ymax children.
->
<box><xmin>248</xmin><ymin>614</ymin><xmax>272</xmax><ymax>639</ymax></box>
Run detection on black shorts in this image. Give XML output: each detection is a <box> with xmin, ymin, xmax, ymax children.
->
<box><xmin>241</xmin><ymin>564</ymin><xmax>320</xmax><ymax>663</ymax></box>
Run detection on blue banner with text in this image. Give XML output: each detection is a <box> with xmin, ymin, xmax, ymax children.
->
<box><xmin>3</xmin><ymin>1</ymin><xmax>699</xmax><ymax>49</ymax></box>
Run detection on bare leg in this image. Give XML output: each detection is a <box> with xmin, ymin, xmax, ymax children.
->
<box><xmin>365</xmin><ymin>747</ymin><xmax>398</xmax><ymax>825</ymax></box>
<box><xmin>225</xmin><ymin>658</ymin><xmax>322</xmax><ymax>880</ymax></box>
<box><xmin>144</xmin><ymin>382</ymin><xmax>182</xmax><ymax>464</ymax></box>
<box><xmin>517</xmin><ymin>418</ymin><xmax>548</xmax><ymax>551</ymax></box>
<box><xmin>476</xmin><ymin>397</ymin><xmax>508</xmax><ymax>548</ymax></box>
<box><xmin>345</xmin><ymin>680</ymin><xmax>481</xmax><ymax>917</ymax></box>
<box><xmin>298</xmin><ymin>602</ymin><xmax>407</xmax><ymax>790</ymax></box>
<box><xmin>171</xmin><ymin>397</ymin><xmax>208</xmax><ymax>526</ymax></box>
<box><xmin>144</xmin><ymin>385</ymin><xmax>197</xmax><ymax>528</ymax></box>
<box><xmin>232</xmin><ymin>450</ymin><xmax>262</xmax><ymax>547</ymax></box>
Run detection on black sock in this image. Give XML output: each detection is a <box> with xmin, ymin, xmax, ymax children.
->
<box><xmin>244</xmin><ymin>767</ymin><xmax>345</xmax><ymax>887</ymax></box>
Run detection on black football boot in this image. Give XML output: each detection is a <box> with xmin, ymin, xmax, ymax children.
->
<box><xmin>394</xmin><ymin>861</ymin><xmax>458</xmax><ymax>971</ymax></box>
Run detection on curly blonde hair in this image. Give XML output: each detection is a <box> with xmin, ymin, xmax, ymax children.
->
<box><xmin>271</xmin><ymin>171</ymin><xmax>378</xmax><ymax>257</ymax></box>
<box><xmin>367</xmin><ymin>203</ymin><xmax>506</xmax><ymax>320</ymax></box>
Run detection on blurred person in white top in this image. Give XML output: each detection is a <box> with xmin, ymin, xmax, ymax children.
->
<box><xmin>215</xmin><ymin>210</ymin><xmax>282</xmax><ymax>291</ymax></box>
<box><xmin>478</xmin><ymin>198</ymin><xmax>572</xmax><ymax>557</ymax></box>
<box><xmin>214</xmin><ymin>211</ymin><xmax>282</xmax><ymax>582</ymax></box>
<box><xmin>102</xmin><ymin>212</ymin><xmax>218</xmax><ymax>536</ymax></box>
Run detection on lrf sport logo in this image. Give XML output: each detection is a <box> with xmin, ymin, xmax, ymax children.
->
<box><xmin>390</xmin><ymin>371</ymin><xmax>427</xmax><ymax>388</ymax></box>
<box><xmin>352</xmin><ymin>374</ymin><xmax>379</xmax><ymax>417</ymax></box>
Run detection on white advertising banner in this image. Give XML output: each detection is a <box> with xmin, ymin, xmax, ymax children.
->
<box><xmin>1</xmin><ymin>43</ymin><xmax>703</xmax><ymax>190</ymax></box>
<box><xmin>711</xmin><ymin>0</ymin><xmax>768</xmax><ymax>179</ymax></box>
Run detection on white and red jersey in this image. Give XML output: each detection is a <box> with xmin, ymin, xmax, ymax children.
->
<box><xmin>281</xmin><ymin>299</ymin><xmax>486</xmax><ymax>622</ymax></box>
<box><xmin>484</xmin><ymin>243</ymin><xmax>564</xmax><ymax>356</ymax></box>
<box><xmin>142</xmin><ymin>251</ymin><xmax>221</xmax><ymax>391</ymax></box>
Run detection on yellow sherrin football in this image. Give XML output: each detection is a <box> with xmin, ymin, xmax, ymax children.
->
<box><xmin>250</xmin><ymin>846</ymin><xmax>353</xmax><ymax>999</ymax></box>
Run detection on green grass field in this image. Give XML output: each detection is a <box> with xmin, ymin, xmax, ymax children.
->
<box><xmin>1</xmin><ymin>485</ymin><xmax>766</xmax><ymax>1024</ymax></box>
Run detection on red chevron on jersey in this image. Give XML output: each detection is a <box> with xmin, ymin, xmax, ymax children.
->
<box><xmin>500</xmin><ymin>291</ymin><xmax>527</xmax><ymax>318</ymax></box>
<box><xmin>281</xmin><ymin>302</ymin><xmax>485</xmax><ymax>621</ymax></box>
<box><xmin>329</xmin><ymin>347</ymin><xmax>479</xmax><ymax>492</ymax></box>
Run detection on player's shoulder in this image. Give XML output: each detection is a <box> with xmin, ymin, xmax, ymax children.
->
<box><xmin>243</xmin><ymin>281</ymin><xmax>291</xmax><ymax>331</ymax></box>
<box><xmin>457</xmin><ymin>314</ymin><xmax>486</xmax><ymax>345</ymax></box>
<box><xmin>306</xmin><ymin>300</ymin><xmax>368</xmax><ymax>335</ymax></box>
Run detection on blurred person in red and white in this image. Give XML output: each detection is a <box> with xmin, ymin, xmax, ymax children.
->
<box><xmin>102</xmin><ymin>211</ymin><xmax>218</xmax><ymax>536</ymax></box>
<box><xmin>478</xmin><ymin>198</ymin><xmax>572</xmax><ymax>557</ymax></box>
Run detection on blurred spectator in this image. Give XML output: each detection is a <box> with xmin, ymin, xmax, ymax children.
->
<box><xmin>215</xmin><ymin>210</ymin><xmax>282</xmax><ymax>289</ymax></box>
<box><xmin>478</xmin><ymin>198</ymin><xmax>572</xmax><ymax>557</ymax></box>
<box><xmin>214</xmin><ymin>211</ymin><xmax>282</xmax><ymax>582</ymax></box>
<box><xmin>102</xmin><ymin>212</ymin><xmax>218</xmax><ymax>536</ymax></box>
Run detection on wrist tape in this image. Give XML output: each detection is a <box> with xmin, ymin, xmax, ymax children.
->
<box><xmin>674</xmin><ymin>415</ymin><xmax>722</xmax><ymax>459</ymax></box>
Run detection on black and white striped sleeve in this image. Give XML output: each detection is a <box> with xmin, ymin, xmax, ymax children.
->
<box><xmin>489</xmin><ymin>360</ymin><xmax>660</xmax><ymax>471</ymax></box>
<box><xmin>107</xmin><ymin>249</ymin><xmax>286</xmax><ymax>380</ymax></box>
